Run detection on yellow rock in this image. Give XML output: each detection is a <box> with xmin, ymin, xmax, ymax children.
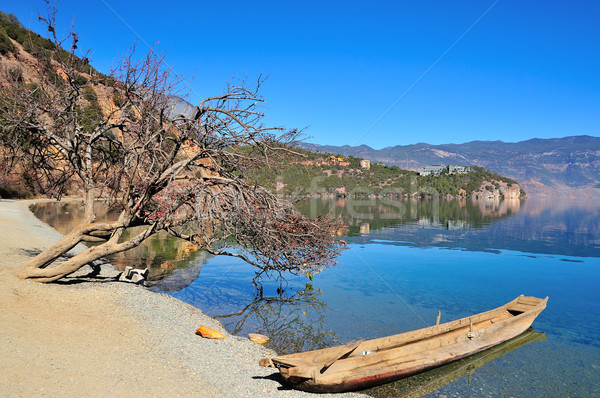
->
<box><xmin>195</xmin><ymin>326</ymin><xmax>225</xmax><ymax>339</ymax></box>
<box><xmin>249</xmin><ymin>333</ymin><xmax>269</xmax><ymax>344</ymax></box>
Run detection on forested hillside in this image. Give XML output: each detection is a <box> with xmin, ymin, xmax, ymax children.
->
<box><xmin>302</xmin><ymin>135</ymin><xmax>600</xmax><ymax>196</ymax></box>
<box><xmin>245</xmin><ymin>148</ymin><xmax>523</xmax><ymax>199</ymax></box>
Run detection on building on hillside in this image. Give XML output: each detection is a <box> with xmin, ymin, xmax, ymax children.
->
<box><xmin>360</xmin><ymin>159</ymin><xmax>371</xmax><ymax>170</ymax></box>
<box><xmin>448</xmin><ymin>165</ymin><xmax>472</xmax><ymax>174</ymax></box>
<box><xmin>418</xmin><ymin>165</ymin><xmax>445</xmax><ymax>176</ymax></box>
<box><xmin>292</xmin><ymin>156</ymin><xmax>350</xmax><ymax>167</ymax></box>
<box><xmin>327</xmin><ymin>155</ymin><xmax>350</xmax><ymax>166</ymax></box>
<box><xmin>334</xmin><ymin>187</ymin><xmax>347</xmax><ymax>197</ymax></box>
<box><xmin>360</xmin><ymin>223</ymin><xmax>370</xmax><ymax>234</ymax></box>
<box><xmin>419</xmin><ymin>165</ymin><xmax>473</xmax><ymax>176</ymax></box>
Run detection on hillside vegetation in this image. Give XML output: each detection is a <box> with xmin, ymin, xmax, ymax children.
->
<box><xmin>0</xmin><ymin>11</ymin><xmax>104</xmax><ymax>78</ymax></box>
<box><xmin>0</xmin><ymin>10</ymin><xmax>115</xmax><ymax>198</ymax></box>
<box><xmin>302</xmin><ymin>135</ymin><xmax>600</xmax><ymax>195</ymax></box>
<box><xmin>244</xmin><ymin>148</ymin><xmax>523</xmax><ymax>199</ymax></box>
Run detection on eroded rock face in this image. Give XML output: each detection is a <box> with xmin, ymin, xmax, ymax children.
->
<box><xmin>472</xmin><ymin>180</ymin><xmax>522</xmax><ymax>200</ymax></box>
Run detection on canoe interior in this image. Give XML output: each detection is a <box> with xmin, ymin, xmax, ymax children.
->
<box><xmin>362</xmin><ymin>327</ymin><xmax>547</xmax><ymax>398</ymax></box>
<box><xmin>260</xmin><ymin>295</ymin><xmax>548</xmax><ymax>393</ymax></box>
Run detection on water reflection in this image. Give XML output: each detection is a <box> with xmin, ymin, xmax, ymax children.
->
<box><xmin>150</xmin><ymin>252</ymin><xmax>213</xmax><ymax>291</ymax></box>
<box><xmin>297</xmin><ymin>196</ymin><xmax>521</xmax><ymax>236</ymax></box>
<box><xmin>32</xmin><ymin>196</ymin><xmax>600</xmax><ymax>282</ymax></box>
<box><xmin>32</xmin><ymin>197</ymin><xmax>523</xmax><ymax>280</ymax></box>
<box><xmin>214</xmin><ymin>288</ymin><xmax>338</xmax><ymax>354</ymax></box>
<box><xmin>364</xmin><ymin>328</ymin><xmax>547</xmax><ymax>398</ymax></box>
<box><xmin>30</xmin><ymin>200</ymin><xmax>202</xmax><ymax>280</ymax></box>
<box><xmin>353</xmin><ymin>197</ymin><xmax>600</xmax><ymax>257</ymax></box>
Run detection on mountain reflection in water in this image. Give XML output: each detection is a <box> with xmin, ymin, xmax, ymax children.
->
<box><xmin>294</xmin><ymin>196</ymin><xmax>522</xmax><ymax>235</ymax></box>
<box><xmin>32</xmin><ymin>196</ymin><xmax>600</xmax><ymax>284</ymax></box>
<box><xmin>297</xmin><ymin>196</ymin><xmax>599</xmax><ymax>258</ymax></box>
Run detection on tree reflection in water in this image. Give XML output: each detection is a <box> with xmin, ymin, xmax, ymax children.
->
<box><xmin>30</xmin><ymin>200</ymin><xmax>203</xmax><ymax>280</ymax></box>
<box><xmin>294</xmin><ymin>196</ymin><xmax>522</xmax><ymax>236</ymax></box>
<box><xmin>32</xmin><ymin>197</ymin><xmax>525</xmax><ymax>279</ymax></box>
<box><xmin>214</xmin><ymin>288</ymin><xmax>337</xmax><ymax>354</ymax></box>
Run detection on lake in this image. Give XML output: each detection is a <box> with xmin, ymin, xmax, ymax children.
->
<box><xmin>33</xmin><ymin>196</ymin><xmax>600</xmax><ymax>397</ymax></box>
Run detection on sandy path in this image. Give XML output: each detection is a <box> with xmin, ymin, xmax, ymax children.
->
<box><xmin>0</xmin><ymin>199</ymin><xmax>364</xmax><ymax>398</ymax></box>
<box><xmin>0</xmin><ymin>199</ymin><xmax>218</xmax><ymax>397</ymax></box>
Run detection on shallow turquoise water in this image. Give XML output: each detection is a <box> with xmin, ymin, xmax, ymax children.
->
<box><xmin>167</xmin><ymin>243</ymin><xmax>600</xmax><ymax>397</ymax></box>
<box><xmin>163</xmin><ymin>198</ymin><xmax>600</xmax><ymax>397</ymax></box>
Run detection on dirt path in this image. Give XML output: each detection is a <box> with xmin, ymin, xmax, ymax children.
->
<box><xmin>0</xmin><ymin>199</ymin><xmax>219</xmax><ymax>397</ymax></box>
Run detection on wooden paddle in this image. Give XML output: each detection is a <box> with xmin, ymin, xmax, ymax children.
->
<box><xmin>320</xmin><ymin>338</ymin><xmax>365</xmax><ymax>372</ymax></box>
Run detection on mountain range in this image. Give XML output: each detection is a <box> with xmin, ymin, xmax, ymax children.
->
<box><xmin>136</xmin><ymin>94</ymin><xmax>600</xmax><ymax>197</ymax></box>
<box><xmin>301</xmin><ymin>135</ymin><xmax>600</xmax><ymax>196</ymax></box>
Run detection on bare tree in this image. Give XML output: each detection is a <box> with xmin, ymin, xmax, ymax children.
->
<box><xmin>0</xmin><ymin>8</ymin><xmax>342</xmax><ymax>283</ymax></box>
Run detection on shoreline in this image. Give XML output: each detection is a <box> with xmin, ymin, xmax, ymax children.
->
<box><xmin>0</xmin><ymin>199</ymin><xmax>364</xmax><ymax>397</ymax></box>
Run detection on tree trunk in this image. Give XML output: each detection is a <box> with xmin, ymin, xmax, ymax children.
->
<box><xmin>17</xmin><ymin>218</ymin><xmax>151</xmax><ymax>283</ymax></box>
<box><xmin>18</xmin><ymin>227</ymin><xmax>86</xmax><ymax>274</ymax></box>
<box><xmin>17</xmin><ymin>242</ymin><xmax>114</xmax><ymax>282</ymax></box>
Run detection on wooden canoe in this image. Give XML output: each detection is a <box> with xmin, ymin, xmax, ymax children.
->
<box><xmin>259</xmin><ymin>295</ymin><xmax>548</xmax><ymax>393</ymax></box>
<box><xmin>364</xmin><ymin>327</ymin><xmax>547</xmax><ymax>398</ymax></box>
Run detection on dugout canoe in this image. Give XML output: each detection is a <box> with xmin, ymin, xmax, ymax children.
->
<box><xmin>364</xmin><ymin>327</ymin><xmax>547</xmax><ymax>398</ymax></box>
<box><xmin>259</xmin><ymin>295</ymin><xmax>548</xmax><ymax>393</ymax></box>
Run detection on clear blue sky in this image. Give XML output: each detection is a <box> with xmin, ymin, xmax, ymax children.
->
<box><xmin>3</xmin><ymin>0</ymin><xmax>599</xmax><ymax>149</ymax></box>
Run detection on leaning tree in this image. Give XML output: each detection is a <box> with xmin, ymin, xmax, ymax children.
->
<box><xmin>0</xmin><ymin>11</ymin><xmax>341</xmax><ymax>283</ymax></box>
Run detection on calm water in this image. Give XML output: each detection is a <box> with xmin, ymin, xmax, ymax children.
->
<box><xmin>31</xmin><ymin>200</ymin><xmax>203</xmax><ymax>281</ymax></box>
<box><xmin>34</xmin><ymin>197</ymin><xmax>600</xmax><ymax>397</ymax></box>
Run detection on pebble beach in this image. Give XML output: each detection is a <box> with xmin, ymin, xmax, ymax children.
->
<box><xmin>0</xmin><ymin>199</ymin><xmax>365</xmax><ymax>398</ymax></box>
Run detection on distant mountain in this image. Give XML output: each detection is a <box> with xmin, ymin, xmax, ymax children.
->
<box><xmin>301</xmin><ymin>135</ymin><xmax>600</xmax><ymax>195</ymax></box>
<box><xmin>166</xmin><ymin>96</ymin><xmax>195</xmax><ymax>118</ymax></box>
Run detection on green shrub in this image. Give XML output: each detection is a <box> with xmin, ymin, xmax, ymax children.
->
<box><xmin>80</xmin><ymin>102</ymin><xmax>103</xmax><ymax>132</ymax></box>
<box><xmin>0</xmin><ymin>184</ymin><xmax>34</xmax><ymax>199</ymax></box>
<box><xmin>100</xmin><ymin>76</ymin><xmax>116</xmax><ymax>87</ymax></box>
<box><xmin>112</xmin><ymin>91</ymin><xmax>124</xmax><ymax>107</ymax></box>
<box><xmin>46</xmin><ymin>68</ymin><xmax>64</xmax><ymax>87</ymax></box>
<box><xmin>25</xmin><ymin>82</ymin><xmax>44</xmax><ymax>100</ymax></box>
<box><xmin>0</xmin><ymin>27</ymin><xmax>16</xmax><ymax>55</ymax></box>
<box><xmin>2</xmin><ymin>22</ymin><xmax>25</xmax><ymax>44</ymax></box>
<box><xmin>73</xmin><ymin>74</ymin><xmax>88</xmax><ymax>86</ymax></box>
<box><xmin>0</xmin><ymin>11</ymin><xmax>23</xmax><ymax>28</ymax></box>
<box><xmin>8</xmin><ymin>66</ymin><xmax>23</xmax><ymax>82</ymax></box>
<box><xmin>83</xmin><ymin>86</ymin><xmax>97</xmax><ymax>102</ymax></box>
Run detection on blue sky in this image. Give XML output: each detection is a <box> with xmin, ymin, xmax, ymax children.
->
<box><xmin>3</xmin><ymin>1</ymin><xmax>599</xmax><ymax>149</ymax></box>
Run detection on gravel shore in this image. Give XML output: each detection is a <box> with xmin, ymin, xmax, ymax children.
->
<box><xmin>0</xmin><ymin>199</ymin><xmax>366</xmax><ymax>398</ymax></box>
